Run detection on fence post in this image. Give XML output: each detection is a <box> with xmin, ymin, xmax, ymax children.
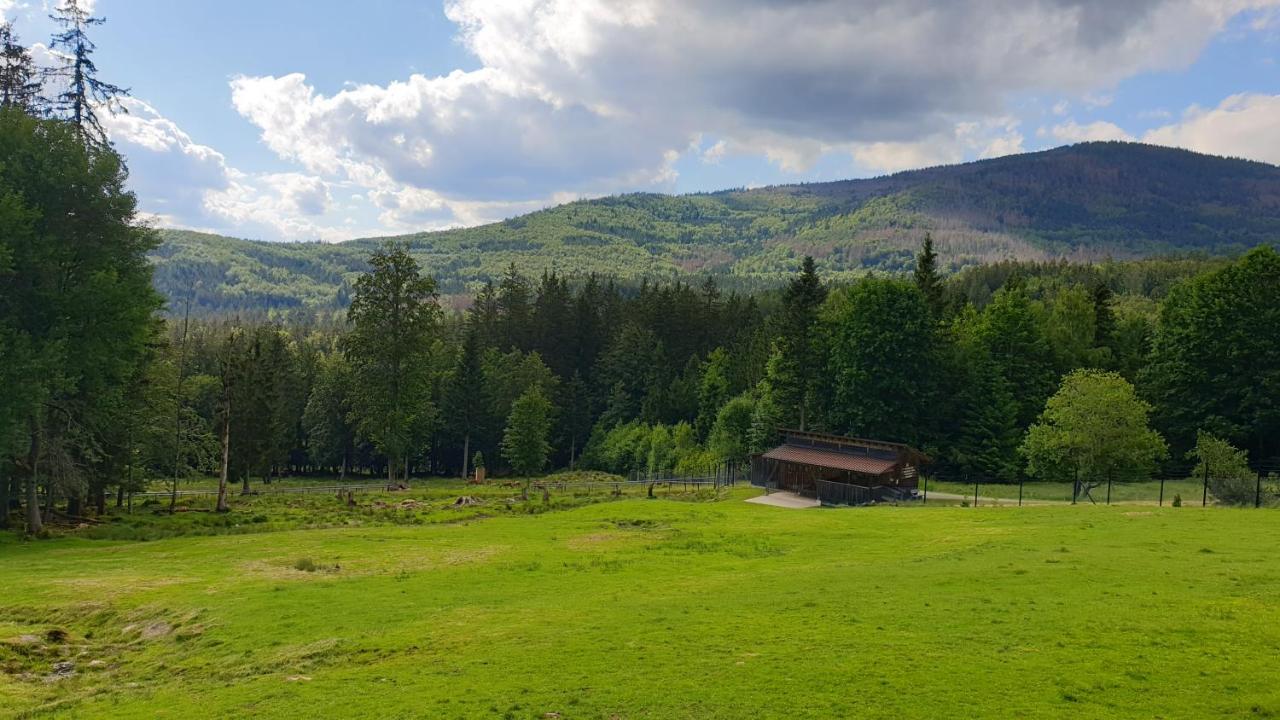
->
<box><xmin>1257</xmin><ymin>471</ymin><xmax>1264</xmax><ymax>509</ymax></box>
<box><xmin>1202</xmin><ymin>464</ymin><xmax>1209</xmax><ymax>508</ymax></box>
<box><xmin>1106</xmin><ymin>474</ymin><xmax>1112</xmax><ymax>506</ymax></box>
<box><xmin>1159</xmin><ymin>476</ymin><xmax>1165</xmax><ymax>507</ymax></box>
<box><xmin>1018</xmin><ymin>478</ymin><xmax>1023</xmax><ymax>507</ymax></box>
<box><xmin>922</xmin><ymin>475</ymin><xmax>928</xmax><ymax>505</ymax></box>
<box><xmin>974</xmin><ymin>479</ymin><xmax>979</xmax><ymax>508</ymax></box>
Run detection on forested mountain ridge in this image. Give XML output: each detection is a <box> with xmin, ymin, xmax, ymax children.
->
<box><xmin>153</xmin><ymin>141</ymin><xmax>1280</xmax><ymax>316</ymax></box>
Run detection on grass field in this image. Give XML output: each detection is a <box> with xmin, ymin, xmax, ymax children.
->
<box><xmin>3</xmin><ymin>484</ymin><xmax>1279</xmax><ymax>718</ymax></box>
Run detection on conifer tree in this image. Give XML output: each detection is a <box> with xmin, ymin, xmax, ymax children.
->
<box><xmin>0</xmin><ymin>23</ymin><xmax>41</xmax><ymax>111</ymax></box>
<box><xmin>771</xmin><ymin>256</ymin><xmax>827</xmax><ymax>430</ymax></box>
<box><xmin>913</xmin><ymin>233</ymin><xmax>945</xmax><ymax>319</ymax></box>
<box><xmin>48</xmin><ymin>0</ymin><xmax>129</xmax><ymax>146</ymax></box>
<box><xmin>445</xmin><ymin>327</ymin><xmax>486</xmax><ymax>479</ymax></box>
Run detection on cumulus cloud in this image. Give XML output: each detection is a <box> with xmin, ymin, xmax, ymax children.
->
<box><xmin>1143</xmin><ymin>93</ymin><xmax>1280</xmax><ymax>164</ymax></box>
<box><xmin>102</xmin><ymin>0</ymin><xmax>1280</xmax><ymax>240</ymax></box>
<box><xmin>224</xmin><ymin>0</ymin><xmax>1278</xmax><ymax>235</ymax></box>
<box><xmin>1044</xmin><ymin>119</ymin><xmax>1136</xmax><ymax>143</ymax></box>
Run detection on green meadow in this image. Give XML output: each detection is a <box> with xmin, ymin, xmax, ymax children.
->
<box><xmin>3</xmin><ymin>485</ymin><xmax>1279</xmax><ymax>719</ymax></box>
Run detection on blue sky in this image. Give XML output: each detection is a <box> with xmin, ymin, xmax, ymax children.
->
<box><xmin>5</xmin><ymin>1</ymin><xmax>1279</xmax><ymax>241</ymax></box>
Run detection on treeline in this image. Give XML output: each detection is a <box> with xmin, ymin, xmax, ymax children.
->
<box><xmin>4</xmin><ymin>4</ymin><xmax>1279</xmax><ymax>536</ymax></box>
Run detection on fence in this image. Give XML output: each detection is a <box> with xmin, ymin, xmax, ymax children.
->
<box><xmin>917</xmin><ymin>460</ymin><xmax>1280</xmax><ymax>508</ymax></box>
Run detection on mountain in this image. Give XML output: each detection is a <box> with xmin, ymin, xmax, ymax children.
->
<box><xmin>152</xmin><ymin>142</ymin><xmax>1280</xmax><ymax>316</ymax></box>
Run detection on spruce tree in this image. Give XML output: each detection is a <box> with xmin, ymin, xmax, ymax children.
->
<box><xmin>48</xmin><ymin>0</ymin><xmax>129</xmax><ymax>146</ymax></box>
<box><xmin>913</xmin><ymin>233</ymin><xmax>945</xmax><ymax>319</ymax></box>
<box><xmin>771</xmin><ymin>256</ymin><xmax>827</xmax><ymax>430</ymax></box>
<box><xmin>0</xmin><ymin>23</ymin><xmax>41</xmax><ymax>111</ymax></box>
<box><xmin>445</xmin><ymin>327</ymin><xmax>487</xmax><ymax>478</ymax></box>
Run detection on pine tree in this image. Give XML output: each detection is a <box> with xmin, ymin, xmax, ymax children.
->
<box><xmin>0</xmin><ymin>23</ymin><xmax>41</xmax><ymax>111</ymax></box>
<box><xmin>47</xmin><ymin>0</ymin><xmax>129</xmax><ymax>146</ymax></box>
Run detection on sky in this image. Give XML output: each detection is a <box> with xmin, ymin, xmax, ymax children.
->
<box><xmin>5</xmin><ymin>0</ymin><xmax>1280</xmax><ymax>242</ymax></box>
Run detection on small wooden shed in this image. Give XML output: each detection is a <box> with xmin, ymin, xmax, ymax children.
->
<box><xmin>751</xmin><ymin>429</ymin><xmax>930</xmax><ymax>501</ymax></box>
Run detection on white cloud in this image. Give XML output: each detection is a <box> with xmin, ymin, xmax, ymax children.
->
<box><xmin>1045</xmin><ymin>119</ymin><xmax>1136</xmax><ymax>143</ymax></box>
<box><xmin>1143</xmin><ymin>93</ymin><xmax>1280</xmax><ymax>163</ymax></box>
<box><xmin>110</xmin><ymin>0</ymin><xmax>1280</xmax><ymax>239</ymax></box>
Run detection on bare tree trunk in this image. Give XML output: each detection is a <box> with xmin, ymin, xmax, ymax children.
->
<box><xmin>25</xmin><ymin>430</ymin><xmax>42</xmax><ymax>534</ymax></box>
<box><xmin>170</xmin><ymin>294</ymin><xmax>192</xmax><ymax>515</ymax></box>
<box><xmin>461</xmin><ymin>433</ymin><xmax>470</xmax><ymax>480</ymax></box>
<box><xmin>216</xmin><ymin>403</ymin><xmax>230</xmax><ymax>512</ymax></box>
<box><xmin>0</xmin><ymin>467</ymin><xmax>9</xmax><ymax>530</ymax></box>
<box><xmin>241</xmin><ymin>470</ymin><xmax>250</xmax><ymax>495</ymax></box>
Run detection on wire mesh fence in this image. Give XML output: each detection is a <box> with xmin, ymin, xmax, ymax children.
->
<box><xmin>917</xmin><ymin>460</ymin><xmax>1280</xmax><ymax>508</ymax></box>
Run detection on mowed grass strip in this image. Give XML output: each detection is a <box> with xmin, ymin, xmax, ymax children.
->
<box><xmin>2</xmin><ymin>495</ymin><xmax>1279</xmax><ymax>719</ymax></box>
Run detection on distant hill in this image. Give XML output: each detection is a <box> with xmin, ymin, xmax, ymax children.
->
<box><xmin>152</xmin><ymin>142</ymin><xmax>1280</xmax><ymax>316</ymax></box>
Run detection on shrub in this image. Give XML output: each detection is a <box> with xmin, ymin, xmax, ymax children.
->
<box><xmin>294</xmin><ymin>558</ymin><xmax>318</xmax><ymax>572</ymax></box>
<box><xmin>1172</xmin><ymin>494</ymin><xmax>1182</xmax><ymax>507</ymax></box>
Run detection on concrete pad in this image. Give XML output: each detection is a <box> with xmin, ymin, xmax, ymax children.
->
<box><xmin>746</xmin><ymin>491</ymin><xmax>820</xmax><ymax>509</ymax></box>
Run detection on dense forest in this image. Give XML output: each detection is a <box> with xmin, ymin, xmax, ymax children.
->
<box><xmin>153</xmin><ymin>141</ymin><xmax>1280</xmax><ymax>318</ymax></box>
<box><xmin>3</xmin><ymin>4</ymin><xmax>1279</xmax><ymax>536</ymax></box>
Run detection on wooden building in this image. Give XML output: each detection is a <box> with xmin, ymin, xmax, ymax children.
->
<box><xmin>751</xmin><ymin>429</ymin><xmax>930</xmax><ymax>503</ymax></box>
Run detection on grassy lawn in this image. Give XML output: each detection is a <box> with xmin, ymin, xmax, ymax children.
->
<box><xmin>3</xmin><ymin>487</ymin><xmax>1279</xmax><ymax>718</ymax></box>
<box><xmin>923</xmin><ymin>478</ymin><xmax>1210</xmax><ymax>505</ymax></box>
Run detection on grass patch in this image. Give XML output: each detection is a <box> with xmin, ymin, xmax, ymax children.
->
<box><xmin>2</xmin><ymin>492</ymin><xmax>1279</xmax><ymax>718</ymax></box>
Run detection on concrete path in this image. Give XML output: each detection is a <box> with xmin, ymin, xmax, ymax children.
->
<box><xmin>746</xmin><ymin>491</ymin><xmax>820</xmax><ymax>509</ymax></box>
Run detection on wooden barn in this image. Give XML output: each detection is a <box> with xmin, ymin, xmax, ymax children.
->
<box><xmin>750</xmin><ymin>429</ymin><xmax>930</xmax><ymax>504</ymax></box>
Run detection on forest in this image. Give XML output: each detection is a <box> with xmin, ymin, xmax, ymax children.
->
<box><xmin>152</xmin><ymin>140</ymin><xmax>1280</xmax><ymax>318</ymax></box>
<box><xmin>3</xmin><ymin>4</ymin><xmax>1280</xmax><ymax>536</ymax></box>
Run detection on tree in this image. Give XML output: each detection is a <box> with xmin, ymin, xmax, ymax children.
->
<box><xmin>0</xmin><ymin>109</ymin><xmax>159</xmax><ymax>533</ymax></box>
<box><xmin>341</xmin><ymin>243</ymin><xmax>441</xmax><ymax>483</ymax></box>
<box><xmin>913</xmin><ymin>233</ymin><xmax>945</xmax><ymax>318</ymax></box>
<box><xmin>502</xmin><ymin>387</ymin><xmax>553</xmax><ymax>476</ymax></box>
<box><xmin>302</xmin><ymin>352</ymin><xmax>355</xmax><ymax>478</ymax></box>
<box><xmin>694</xmin><ymin>348</ymin><xmax>732</xmax><ymax>441</ymax></box>
<box><xmin>1042</xmin><ymin>286</ymin><xmax>1102</xmax><ymax>373</ymax></box>
<box><xmin>1021</xmin><ymin>370</ymin><xmax>1167</xmax><ymax>500</ymax></box>
<box><xmin>825</xmin><ymin>279</ymin><xmax>938</xmax><ymax>445</ymax></box>
<box><xmin>747</xmin><ymin>344</ymin><xmax>787</xmax><ymax>453</ymax></box>
<box><xmin>770</xmin><ymin>256</ymin><xmax>827</xmax><ymax>430</ymax></box>
<box><xmin>709</xmin><ymin>393</ymin><xmax>755</xmax><ymax>463</ymax></box>
<box><xmin>1188</xmin><ymin>431</ymin><xmax>1255</xmax><ymax>506</ymax></box>
<box><xmin>1143</xmin><ymin>247</ymin><xmax>1280</xmax><ymax>460</ymax></box>
<box><xmin>497</xmin><ymin>263</ymin><xmax>533</xmax><ymax>351</ymax></box>
<box><xmin>0</xmin><ymin>23</ymin><xmax>41</xmax><ymax>111</ymax></box>
<box><xmin>444</xmin><ymin>328</ymin><xmax>486</xmax><ymax>479</ymax></box>
<box><xmin>977</xmin><ymin>284</ymin><xmax>1057</xmax><ymax>428</ymax></box>
<box><xmin>48</xmin><ymin>0</ymin><xmax>129</xmax><ymax>146</ymax></box>
<box><xmin>948</xmin><ymin>310</ymin><xmax>1021</xmax><ymax>482</ymax></box>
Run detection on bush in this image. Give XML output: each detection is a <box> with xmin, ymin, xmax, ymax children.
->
<box><xmin>294</xmin><ymin>558</ymin><xmax>318</xmax><ymax>572</ymax></box>
<box><xmin>1172</xmin><ymin>494</ymin><xmax>1182</xmax><ymax>507</ymax></box>
<box><xmin>1188</xmin><ymin>431</ymin><xmax>1255</xmax><ymax>505</ymax></box>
